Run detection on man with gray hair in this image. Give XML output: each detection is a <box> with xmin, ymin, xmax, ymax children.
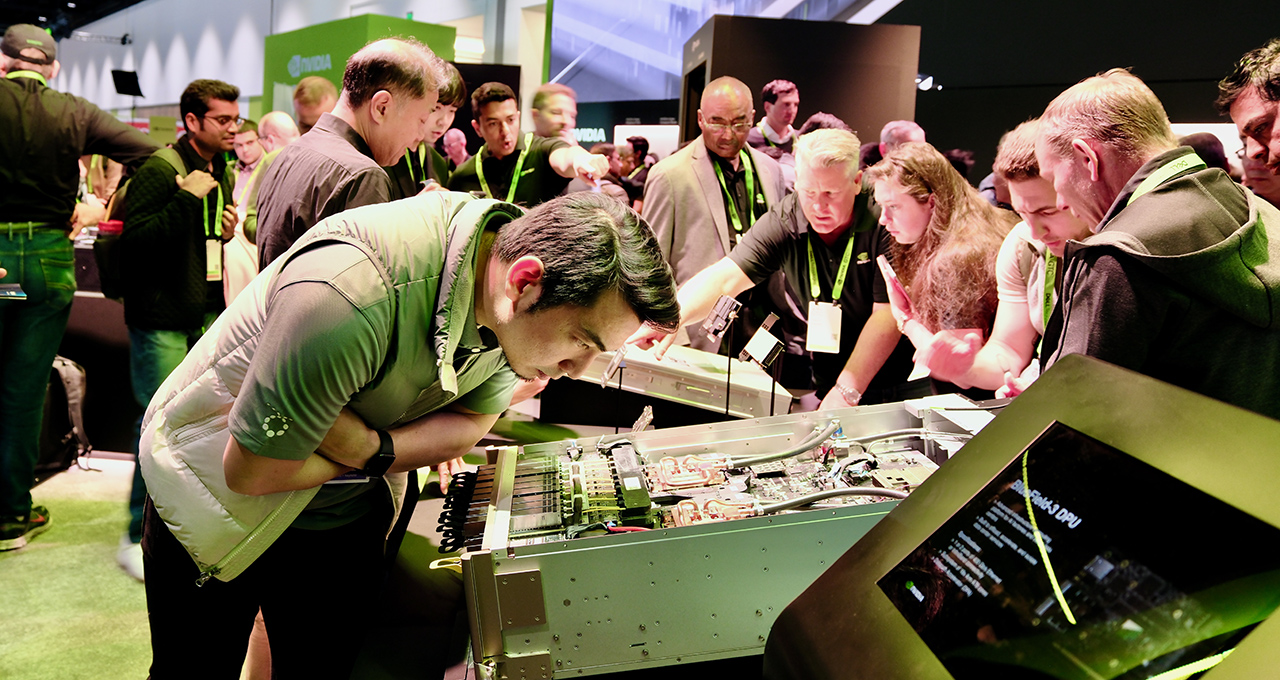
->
<box><xmin>632</xmin><ymin>128</ymin><xmax>915</xmax><ymax>410</ymax></box>
<box><xmin>255</xmin><ymin>38</ymin><xmax>444</xmax><ymax>267</ymax></box>
<box><xmin>878</xmin><ymin>119</ymin><xmax>926</xmax><ymax>157</ymax></box>
<box><xmin>1033</xmin><ymin>69</ymin><xmax>1280</xmax><ymax>419</ymax></box>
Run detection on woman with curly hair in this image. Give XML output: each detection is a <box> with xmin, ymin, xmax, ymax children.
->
<box><xmin>865</xmin><ymin>142</ymin><xmax>1016</xmax><ymax>396</ymax></box>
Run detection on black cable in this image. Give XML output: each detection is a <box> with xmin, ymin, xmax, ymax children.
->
<box><xmin>731</xmin><ymin>420</ymin><xmax>841</xmax><ymax>467</ymax></box>
<box><xmin>758</xmin><ymin>486</ymin><xmax>908</xmax><ymax>514</ymax></box>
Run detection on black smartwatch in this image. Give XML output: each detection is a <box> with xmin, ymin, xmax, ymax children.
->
<box><xmin>361</xmin><ymin>429</ymin><xmax>396</xmax><ymax>477</ymax></box>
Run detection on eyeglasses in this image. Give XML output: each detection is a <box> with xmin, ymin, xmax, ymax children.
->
<box><xmin>704</xmin><ymin>120</ymin><xmax>751</xmax><ymax>133</ymax></box>
<box><xmin>202</xmin><ymin>114</ymin><xmax>245</xmax><ymax>128</ymax></box>
<box><xmin>1236</xmin><ymin>146</ymin><xmax>1248</xmax><ymax>160</ymax></box>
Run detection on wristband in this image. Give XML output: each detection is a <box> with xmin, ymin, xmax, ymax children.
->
<box><xmin>361</xmin><ymin>429</ymin><xmax>396</xmax><ymax>477</ymax></box>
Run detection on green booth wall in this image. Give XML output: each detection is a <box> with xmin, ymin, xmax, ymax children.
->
<box><xmin>262</xmin><ymin>14</ymin><xmax>456</xmax><ymax>115</ymax></box>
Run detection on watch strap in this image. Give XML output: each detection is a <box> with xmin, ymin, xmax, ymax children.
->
<box><xmin>361</xmin><ymin>429</ymin><xmax>396</xmax><ymax>477</ymax></box>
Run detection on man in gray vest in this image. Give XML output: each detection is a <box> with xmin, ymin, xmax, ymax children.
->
<box><xmin>138</xmin><ymin>192</ymin><xmax>679</xmax><ymax>677</ymax></box>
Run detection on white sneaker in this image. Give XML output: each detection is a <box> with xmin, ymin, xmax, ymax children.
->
<box><xmin>117</xmin><ymin>535</ymin><xmax>144</xmax><ymax>582</ymax></box>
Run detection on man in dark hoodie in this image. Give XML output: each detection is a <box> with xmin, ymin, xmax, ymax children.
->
<box><xmin>1033</xmin><ymin>69</ymin><xmax>1280</xmax><ymax>420</ymax></box>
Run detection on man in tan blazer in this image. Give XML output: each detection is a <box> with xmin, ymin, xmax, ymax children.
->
<box><xmin>643</xmin><ymin>76</ymin><xmax>787</xmax><ymax>351</ymax></box>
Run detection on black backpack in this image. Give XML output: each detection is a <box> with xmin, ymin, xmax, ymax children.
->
<box><xmin>37</xmin><ymin>356</ymin><xmax>92</xmax><ymax>480</ymax></box>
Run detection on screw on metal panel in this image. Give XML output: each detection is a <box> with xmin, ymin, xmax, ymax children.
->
<box><xmin>502</xmin><ymin>578</ymin><xmax>508</xmax><ymax>584</ymax></box>
<box><xmin>642</xmin><ymin>649</ymin><xmax>649</xmax><ymax>657</ymax></box>
<box><xmin>535</xmin><ymin>616</ymin><xmax>541</xmax><ymax>622</ymax></box>
<box><xmin>556</xmin><ymin>661</ymin><xmax>562</xmax><ymax>667</ymax></box>
<box><xmin>639</xmin><ymin>624</ymin><xmax>646</xmax><ymax>631</ymax></box>
<box><xmin>554</xmin><ymin>635</ymin><xmax>560</xmax><ymax>642</ymax></box>
<box><xmin>564</xmin><ymin>599</ymin><xmax>571</xmax><ymax>607</ymax></box>
<box><xmin>759</xmin><ymin>636</ymin><xmax>766</xmax><ymax>643</ymax></box>
<box><xmin>756</xmin><ymin>610</ymin><xmax>762</xmax><ymax>616</ymax></box>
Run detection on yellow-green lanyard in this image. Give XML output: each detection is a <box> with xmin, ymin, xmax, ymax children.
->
<box><xmin>806</xmin><ymin>234</ymin><xmax>857</xmax><ymax>303</ymax></box>
<box><xmin>627</xmin><ymin>166</ymin><xmax>643</xmax><ymax>179</ymax></box>
<box><xmin>1041</xmin><ymin>252</ymin><xmax>1057</xmax><ymax>333</ymax></box>
<box><xmin>756</xmin><ymin>121</ymin><xmax>779</xmax><ymax>148</ymax></box>
<box><xmin>476</xmin><ymin>132</ymin><xmax>532</xmax><ymax>202</ymax></box>
<box><xmin>403</xmin><ymin>144</ymin><xmax>428</xmax><ymax>184</ymax></box>
<box><xmin>5</xmin><ymin>71</ymin><xmax>47</xmax><ymax>86</ymax></box>
<box><xmin>204</xmin><ymin>184</ymin><xmax>223</xmax><ymax>239</ymax></box>
<box><xmin>711</xmin><ymin>149</ymin><xmax>765</xmax><ymax>235</ymax></box>
<box><xmin>1126</xmin><ymin>151</ymin><xmax>1206</xmax><ymax>207</ymax></box>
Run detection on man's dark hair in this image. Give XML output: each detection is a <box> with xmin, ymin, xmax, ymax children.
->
<box><xmin>495</xmin><ymin>193</ymin><xmax>680</xmax><ymax>332</ymax></box>
<box><xmin>472</xmin><ymin>82</ymin><xmax>517</xmax><ymax>121</ymax></box>
<box><xmin>761</xmin><ymin>79</ymin><xmax>798</xmax><ymax>106</ymax></box>
<box><xmin>859</xmin><ymin>142</ymin><xmax>882</xmax><ymax>170</ymax></box>
<box><xmin>942</xmin><ymin>148</ymin><xmax>976</xmax><ymax>181</ymax></box>
<box><xmin>180</xmin><ymin>79</ymin><xmax>240</xmax><ymax>123</ymax></box>
<box><xmin>342</xmin><ymin>38</ymin><xmax>440</xmax><ymax>108</ymax></box>
<box><xmin>589</xmin><ymin>142</ymin><xmax>616</xmax><ymax>156</ymax></box>
<box><xmin>626</xmin><ymin>135</ymin><xmax>649</xmax><ymax>161</ymax></box>
<box><xmin>438</xmin><ymin>60</ymin><xmax>468</xmax><ymax>108</ymax></box>
<box><xmin>798</xmin><ymin>112</ymin><xmax>851</xmax><ymax>136</ymax></box>
<box><xmin>1217</xmin><ymin>38</ymin><xmax>1280</xmax><ymax>113</ymax></box>
<box><xmin>237</xmin><ymin>118</ymin><xmax>258</xmax><ymax>135</ymax></box>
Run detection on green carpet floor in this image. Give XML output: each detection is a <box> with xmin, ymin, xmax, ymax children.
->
<box><xmin>0</xmin><ymin>460</ymin><xmax>149</xmax><ymax>680</ymax></box>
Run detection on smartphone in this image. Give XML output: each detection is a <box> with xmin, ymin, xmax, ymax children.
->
<box><xmin>0</xmin><ymin>284</ymin><xmax>27</xmax><ymax>300</ymax></box>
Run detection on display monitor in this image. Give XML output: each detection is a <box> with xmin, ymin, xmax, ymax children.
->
<box><xmin>763</xmin><ymin>355</ymin><xmax>1280</xmax><ymax>680</ymax></box>
<box><xmin>878</xmin><ymin>423</ymin><xmax>1280</xmax><ymax>680</ymax></box>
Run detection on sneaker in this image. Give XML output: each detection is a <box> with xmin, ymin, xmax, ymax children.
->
<box><xmin>116</xmin><ymin>535</ymin><xmax>145</xmax><ymax>582</ymax></box>
<box><xmin>0</xmin><ymin>505</ymin><xmax>51</xmax><ymax>551</ymax></box>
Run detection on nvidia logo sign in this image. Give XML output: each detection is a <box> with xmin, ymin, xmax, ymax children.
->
<box><xmin>287</xmin><ymin>53</ymin><xmax>333</xmax><ymax>78</ymax></box>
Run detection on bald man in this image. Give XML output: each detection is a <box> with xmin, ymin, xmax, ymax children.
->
<box><xmin>642</xmin><ymin>76</ymin><xmax>786</xmax><ymax>352</ymax></box>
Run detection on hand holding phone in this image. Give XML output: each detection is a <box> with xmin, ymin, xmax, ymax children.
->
<box><xmin>876</xmin><ymin>255</ymin><xmax>915</xmax><ymax>324</ymax></box>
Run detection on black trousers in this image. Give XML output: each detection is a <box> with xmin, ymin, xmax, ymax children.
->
<box><xmin>142</xmin><ymin>496</ymin><xmax>392</xmax><ymax>679</ymax></box>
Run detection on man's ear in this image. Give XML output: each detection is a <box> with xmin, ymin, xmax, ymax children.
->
<box><xmin>50</xmin><ymin>60</ymin><xmax>60</xmax><ymax>80</ymax></box>
<box><xmin>852</xmin><ymin>169</ymin><xmax>863</xmax><ymax>187</ymax></box>
<box><xmin>184</xmin><ymin>111</ymin><xmax>200</xmax><ymax>133</ymax></box>
<box><xmin>471</xmin><ymin>118</ymin><xmax>484</xmax><ymax>138</ymax></box>
<box><xmin>504</xmin><ymin>255</ymin><xmax>546</xmax><ymax>312</ymax></box>
<box><xmin>369</xmin><ymin>90</ymin><xmax>393</xmax><ymax>124</ymax></box>
<box><xmin>1071</xmin><ymin>138</ymin><xmax>1103</xmax><ymax>182</ymax></box>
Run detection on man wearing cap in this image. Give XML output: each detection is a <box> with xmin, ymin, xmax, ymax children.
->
<box><xmin>0</xmin><ymin>24</ymin><xmax>158</xmax><ymax>552</ymax></box>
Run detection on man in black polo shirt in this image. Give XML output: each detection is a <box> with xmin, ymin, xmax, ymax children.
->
<box><xmin>0</xmin><ymin>24</ymin><xmax>158</xmax><ymax>553</ymax></box>
<box><xmin>255</xmin><ymin>38</ymin><xmax>444</xmax><ymax>268</ymax></box>
<box><xmin>630</xmin><ymin>129</ymin><xmax>916</xmax><ymax>410</ymax></box>
<box><xmin>448</xmin><ymin>82</ymin><xmax>608</xmax><ymax>208</ymax></box>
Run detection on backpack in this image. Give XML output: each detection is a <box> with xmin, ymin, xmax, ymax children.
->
<box><xmin>36</xmin><ymin>356</ymin><xmax>92</xmax><ymax>481</ymax></box>
<box><xmin>97</xmin><ymin>147</ymin><xmax>188</xmax><ymax>299</ymax></box>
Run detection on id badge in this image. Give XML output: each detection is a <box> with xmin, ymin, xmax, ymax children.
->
<box><xmin>206</xmin><ymin>239</ymin><xmax>223</xmax><ymax>281</ymax></box>
<box><xmin>806</xmin><ymin>301</ymin><xmax>841</xmax><ymax>353</ymax></box>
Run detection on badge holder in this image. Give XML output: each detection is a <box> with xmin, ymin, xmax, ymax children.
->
<box><xmin>739</xmin><ymin>313</ymin><xmax>785</xmax><ymax>416</ymax></box>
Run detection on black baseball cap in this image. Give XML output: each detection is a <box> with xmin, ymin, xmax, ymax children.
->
<box><xmin>2</xmin><ymin>24</ymin><xmax>57</xmax><ymax>65</ymax></box>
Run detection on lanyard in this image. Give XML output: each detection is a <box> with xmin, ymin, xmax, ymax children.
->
<box><xmin>476</xmin><ymin>132</ymin><xmax>532</xmax><ymax>202</ymax></box>
<box><xmin>627</xmin><ymin>166</ymin><xmax>643</xmax><ymax>179</ymax></box>
<box><xmin>1126</xmin><ymin>151</ymin><xmax>1207</xmax><ymax>207</ymax></box>
<box><xmin>711</xmin><ymin>149</ymin><xmax>765</xmax><ymax>235</ymax></box>
<box><xmin>806</xmin><ymin>234</ymin><xmax>857</xmax><ymax>302</ymax></box>
<box><xmin>5</xmin><ymin>71</ymin><xmax>47</xmax><ymax>86</ymax></box>
<box><xmin>204</xmin><ymin>185</ymin><xmax>223</xmax><ymax>239</ymax></box>
<box><xmin>757</xmin><ymin>121</ymin><xmax>778</xmax><ymax>148</ymax></box>
<box><xmin>404</xmin><ymin>144</ymin><xmax>428</xmax><ymax>184</ymax></box>
<box><xmin>1041</xmin><ymin>252</ymin><xmax>1057</xmax><ymax>331</ymax></box>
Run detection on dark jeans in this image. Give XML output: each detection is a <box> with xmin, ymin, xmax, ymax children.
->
<box><xmin>127</xmin><ymin>315</ymin><xmax>215</xmax><ymax>542</ymax></box>
<box><xmin>142</xmin><ymin>497</ymin><xmax>393</xmax><ymax>679</ymax></box>
<box><xmin>0</xmin><ymin>228</ymin><xmax>75</xmax><ymax>518</ymax></box>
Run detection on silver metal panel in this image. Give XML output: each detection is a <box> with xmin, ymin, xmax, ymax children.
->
<box><xmin>576</xmin><ymin>344</ymin><xmax>793</xmax><ymax>419</ymax></box>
